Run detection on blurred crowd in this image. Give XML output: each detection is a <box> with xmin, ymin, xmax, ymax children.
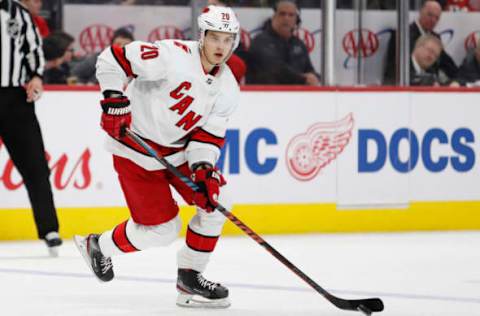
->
<box><xmin>59</xmin><ymin>0</ymin><xmax>480</xmax><ymax>10</ymax></box>
<box><xmin>27</xmin><ymin>0</ymin><xmax>480</xmax><ymax>87</ymax></box>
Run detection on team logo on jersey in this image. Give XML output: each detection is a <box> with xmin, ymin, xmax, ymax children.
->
<box><xmin>286</xmin><ymin>114</ymin><xmax>354</xmax><ymax>181</ymax></box>
<box><xmin>7</xmin><ymin>19</ymin><xmax>20</xmax><ymax>38</ymax></box>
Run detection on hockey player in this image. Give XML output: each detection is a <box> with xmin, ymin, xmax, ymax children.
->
<box><xmin>74</xmin><ymin>5</ymin><xmax>240</xmax><ymax>308</ymax></box>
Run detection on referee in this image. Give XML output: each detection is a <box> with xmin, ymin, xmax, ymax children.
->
<box><xmin>0</xmin><ymin>0</ymin><xmax>62</xmax><ymax>255</ymax></box>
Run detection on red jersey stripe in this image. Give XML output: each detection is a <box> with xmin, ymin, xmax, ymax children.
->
<box><xmin>112</xmin><ymin>221</ymin><xmax>139</xmax><ymax>253</ymax></box>
<box><xmin>189</xmin><ymin>128</ymin><xmax>225</xmax><ymax>148</ymax></box>
<box><xmin>111</xmin><ymin>45</ymin><xmax>136</xmax><ymax>78</ymax></box>
<box><xmin>186</xmin><ymin>226</ymin><xmax>219</xmax><ymax>252</ymax></box>
<box><xmin>120</xmin><ymin>135</ymin><xmax>184</xmax><ymax>157</ymax></box>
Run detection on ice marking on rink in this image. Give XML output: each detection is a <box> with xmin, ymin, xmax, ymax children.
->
<box><xmin>1</xmin><ymin>267</ymin><xmax>479</xmax><ymax>305</ymax></box>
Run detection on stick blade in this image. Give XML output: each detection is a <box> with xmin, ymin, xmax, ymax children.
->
<box><xmin>351</xmin><ymin>298</ymin><xmax>384</xmax><ymax>313</ymax></box>
<box><xmin>331</xmin><ymin>296</ymin><xmax>384</xmax><ymax>313</ymax></box>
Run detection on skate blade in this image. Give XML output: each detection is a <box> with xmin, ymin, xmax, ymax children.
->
<box><xmin>74</xmin><ymin>235</ymin><xmax>114</xmax><ymax>283</ymax></box>
<box><xmin>73</xmin><ymin>235</ymin><xmax>88</xmax><ymax>261</ymax></box>
<box><xmin>47</xmin><ymin>246</ymin><xmax>60</xmax><ymax>257</ymax></box>
<box><xmin>176</xmin><ymin>292</ymin><xmax>231</xmax><ymax>309</ymax></box>
<box><xmin>73</xmin><ymin>235</ymin><xmax>96</xmax><ymax>279</ymax></box>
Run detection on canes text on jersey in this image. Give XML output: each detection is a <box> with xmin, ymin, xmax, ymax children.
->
<box><xmin>169</xmin><ymin>81</ymin><xmax>203</xmax><ymax>131</ymax></box>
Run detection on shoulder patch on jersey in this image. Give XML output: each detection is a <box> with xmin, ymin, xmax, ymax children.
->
<box><xmin>174</xmin><ymin>41</ymin><xmax>191</xmax><ymax>54</ymax></box>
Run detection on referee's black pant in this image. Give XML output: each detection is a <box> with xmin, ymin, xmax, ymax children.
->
<box><xmin>0</xmin><ymin>87</ymin><xmax>59</xmax><ymax>239</ymax></box>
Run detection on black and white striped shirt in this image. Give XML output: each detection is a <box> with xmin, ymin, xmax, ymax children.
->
<box><xmin>0</xmin><ymin>0</ymin><xmax>44</xmax><ymax>87</ymax></box>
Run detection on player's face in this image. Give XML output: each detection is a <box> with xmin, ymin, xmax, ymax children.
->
<box><xmin>202</xmin><ymin>30</ymin><xmax>235</xmax><ymax>65</ymax></box>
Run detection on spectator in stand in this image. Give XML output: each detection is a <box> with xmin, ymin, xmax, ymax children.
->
<box><xmin>383</xmin><ymin>0</ymin><xmax>458</xmax><ymax>85</ymax></box>
<box><xmin>246</xmin><ymin>0</ymin><xmax>319</xmax><ymax>85</ymax></box>
<box><xmin>71</xmin><ymin>28</ymin><xmax>134</xmax><ymax>84</ymax></box>
<box><xmin>456</xmin><ymin>40</ymin><xmax>480</xmax><ymax>85</ymax></box>
<box><xmin>42</xmin><ymin>32</ymin><xmax>75</xmax><ymax>84</ymax></box>
<box><xmin>410</xmin><ymin>34</ymin><xmax>445</xmax><ymax>86</ymax></box>
<box><xmin>57</xmin><ymin>32</ymin><xmax>76</xmax><ymax>63</ymax></box>
<box><xmin>20</xmin><ymin>0</ymin><xmax>50</xmax><ymax>38</ymax></box>
<box><xmin>43</xmin><ymin>38</ymin><xmax>68</xmax><ymax>84</ymax></box>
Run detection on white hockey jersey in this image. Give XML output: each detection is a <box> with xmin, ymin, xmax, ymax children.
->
<box><xmin>96</xmin><ymin>40</ymin><xmax>240</xmax><ymax>171</ymax></box>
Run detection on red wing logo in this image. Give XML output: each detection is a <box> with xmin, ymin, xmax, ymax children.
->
<box><xmin>286</xmin><ymin>114</ymin><xmax>354</xmax><ymax>181</ymax></box>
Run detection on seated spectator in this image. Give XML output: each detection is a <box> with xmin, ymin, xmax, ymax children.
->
<box><xmin>71</xmin><ymin>28</ymin><xmax>134</xmax><ymax>84</ymax></box>
<box><xmin>246</xmin><ymin>0</ymin><xmax>319</xmax><ymax>85</ymax></box>
<box><xmin>43</xmin><ymin>38</ymin><xmax>68</xmax><ymax>84</ymax></box>
<box><xmin>42</xmin><ymin>32</ymin><xmax>75</xmax><ymax>84</ymax></box>
<box><xmin>20</xmin><ymin>0</ymin><xmax>50</xmax><ymax>38</ymax></box>
<box><xmin>384</xmin><ymin>0</ymin><xmax>458</xmax><ymax>85</ymax></box>
<box><xmin>410</xmin><ymin>35</ymin><xmax>443</xmax><ymax>86</ymax></box>
<box><xmin>456</xmin><ymin>41</ymin><xmax>480</xmax><ymax>86</ymax></box>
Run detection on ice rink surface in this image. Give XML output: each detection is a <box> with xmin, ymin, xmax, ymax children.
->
<box><xmin>0</xmin><ymin>231</ymin><xmax>479</xmax><ymax>316</ymax></box>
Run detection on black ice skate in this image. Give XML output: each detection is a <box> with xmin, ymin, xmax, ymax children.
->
<box><xmin>74</xmin><ymin>234</ymin><xmax>114</xmax><ymax>282</ymax></box>
<box><xmin>176</xmin><ymin>269</ymin><xmax>230</xmax><ymax>308</ymax></box>
<box><xmin>44</xmin><ymin>231</ymin><xmax>63</xmax><ymax>257</ymax></box>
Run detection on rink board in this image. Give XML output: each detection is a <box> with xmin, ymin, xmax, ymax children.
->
<box><xmin>1</xmin><ymin>87</ymin><xmax>480</xmax><ymax>239</ymax></box>
<box><xmin>1</xmin><ymin>202</ymin><xmax>480</xmax><ymax>240</ymax></box>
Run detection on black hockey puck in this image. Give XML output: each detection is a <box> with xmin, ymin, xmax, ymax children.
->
<box><xmin>357</xmin><ymin>304</ymin><xmax>372</xmax><ymax>316</ymax></box>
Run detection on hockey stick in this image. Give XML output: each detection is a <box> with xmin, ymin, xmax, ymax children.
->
<box><xmin>125</xmin><ymin>128</ymin><xmax>384</xmax><ymax>315</ymax></box>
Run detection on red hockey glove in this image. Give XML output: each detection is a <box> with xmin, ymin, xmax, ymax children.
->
<box><xmin>191</xmin><ymin>165</ymin><xmax>226</xmax><ymax>213</ymax></box>
<box><xmin>100</xmin><ymin>93</ymin><xmax>131</xmax><ymax>139</ymax></box>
